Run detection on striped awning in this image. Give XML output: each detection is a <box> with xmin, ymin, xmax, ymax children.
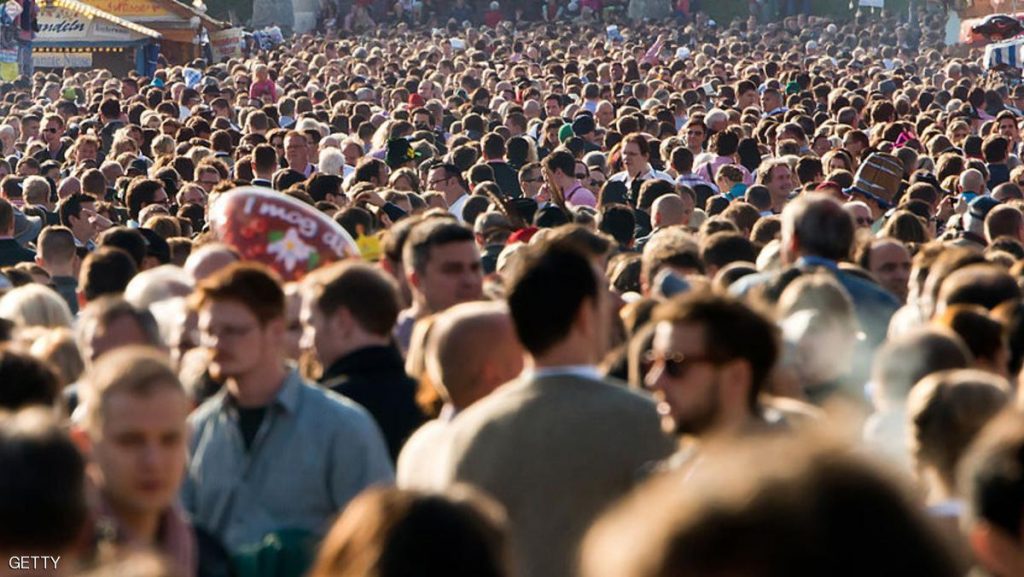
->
<box><xmin>985</xmin><ymin>38</ymin><xmax>1024</xmax><ymax>69</ymax></box>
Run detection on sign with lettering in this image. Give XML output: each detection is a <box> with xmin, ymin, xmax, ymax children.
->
<box><xmin>34</xmin><ymin>52</ymin><xmax>93</xmax><ymax>68</ymax></box>
<box><xmin>210</xmin><ymin>27</ymin><xmax>243</xmax><ymax>62</ymax></box>
<box><xmin>84</xmin><ymin>0</ymin><xmax>171</xmax><ymax>18</ymax></box>
<box><xmin>209</xmin><ymin>187</ymin><xmax>360</xmax><ymax>281</ymax></box>
<box><xmin>37</xmin><ymin>6</ymin><xmax>138</xmax><ymax>42</ymax></box>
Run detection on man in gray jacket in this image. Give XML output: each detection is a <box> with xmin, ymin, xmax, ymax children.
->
<box><xmin>436</xmin><ymin>240</ymin><xmax>674</xmax><ymax>577</ymax></box>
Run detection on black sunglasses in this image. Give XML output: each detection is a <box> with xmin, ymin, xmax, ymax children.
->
<box><xmin>644</xmin><ymin>351</ymin><xmax>717</xmax><ymax>381</ymax></box>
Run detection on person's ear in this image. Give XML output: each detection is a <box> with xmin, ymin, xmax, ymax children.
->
<box><xmin>720</xmin><ymin>358</ymin><xmax>753</xmax><ymax>411</ymax></box>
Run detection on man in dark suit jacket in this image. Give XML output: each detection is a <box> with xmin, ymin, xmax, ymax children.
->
<box><xmin>305</xmin><ymin>260</ymin><xmax>424</xmax><ymax>461</ymax></box>
<box><xmin>0</xmin><ymin>197</ymin><xmax>36</xmax><ymax>267</ymax></box>
<box><xmin>482</xmin><ymin>132</ymin><xmax>523</xmax><ymax>198</ymax></box>
<box><xmin>437</xmin><ymin>241</ymin><xmax>674</xmax><ymax>577</ymax></box>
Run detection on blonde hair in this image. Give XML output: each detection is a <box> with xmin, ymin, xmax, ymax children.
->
<box><xmin>29</xmin><ymin>327</ymin><xmax>85</xmax><ymax>387</ymax></box>
<box><xmin>0</xmin><ymin>284</ymin><xmax>74</xmax><ymax>329</ymax></box>
<box><xmin>79</xmin><ymin>346</ymin><xmax>184</xmax><ymax>433</ymax></box>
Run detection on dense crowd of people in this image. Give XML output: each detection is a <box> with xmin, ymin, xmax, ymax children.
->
<box><xmin>5</xmin><ymin>2</ymin><xmax>1024</xmax><ymax>577</ymax></box>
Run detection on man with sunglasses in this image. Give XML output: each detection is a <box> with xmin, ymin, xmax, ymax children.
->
<box><xmin>33</xmin><ymin>114</ymin><xmax>67</xmax><ymax>163</ymax></box>
<box><xmin>646</xmin><ymin>292</ymin><xmax>781</xmax><ymax>437</ymax></box>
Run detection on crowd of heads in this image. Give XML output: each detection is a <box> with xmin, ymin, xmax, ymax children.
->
<box><xmin>7</xmin><ymin>2</ymin><xmax>1024</xmax><ymax>577</ymax></box>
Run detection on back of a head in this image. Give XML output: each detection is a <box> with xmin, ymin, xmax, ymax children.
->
<box><xmin>0</xmin><ymin>349</ymin><xmax>59</xmax><ymax>410</ymax></box>
<box><xmin>783</xmin><ymin>193</ymin><xmax>854</xmax><ymax>262</ymax></box>
<box><xmin>937</xmin><ymin>264</ymin><xmax>1021</xmax><ymax>313</ymax></box>
<box><xmin>960</xmin><ymin>411</ymin><xmax>1024</xmax><ymax>549</ymax></box>
<box><xmin>0</xmin><ymin>407</ymin><xmax>87</xmax><ymax>554</ymax></box>
<box><xmin>309</xmin><ymin>486</ymin><xmax>508</xmax><ymax>577</ymax></box>
<box><xmin>183</xmin><ymin>242</ymin><xmax>240</xmax><ymax>282</ymax></box>
<box><xmin>307</xmin><ymin>261</ymin><xmax>400</xmax><ymax>337</ymax></box>
<box><xmin>908</xmin><ymin>368</ymin><xmax>1010</xmax><ymax>491</ymax></box>
<box><xmin>700</xmin><ymin>231</ymin><xmax>757</xmax><ymax>272</ymax></box>
<box><xmin>98</xmin><ymin>227</ymin><xmax>148</xmax><ymax>269</ymax></box>
<box><xmin>873</xmin><ymin>328</ymin><xmax>973</xmax><ymax>403</ymax></box>
<box><xmin>38</xmin><ymin>226</ymin><xmax>77</xmax><ymax>268</ymax></box>
<box><xmin>123</xmin><ymin>264</ymin><xmax>193</xmax><ymax>310</ymax></box>
<box><xmin>80</xmin><ymin>247</ymin><xmax>138</xmax><ymax>302</ymax></box>
<box><xmin>0</xmin><ymin>284</ymin><xmax>74</xmax><ymax>329</ymax></box>
<box><xmin>651</xmin><ymin>194</ymin><xmax>685</xmax><ymax>227</ymax></box>
<box><xmin>425</xmin><ymin>301</ymin><xmax>514</xmax><ymax>405</ymax></box>
<box><xmin>507</xmin><ymin>241</ymin><xmax>597</xmax><ymax>356</ymax></box>
<box><xmin>583</xmin><ymin>437</ymin><xmax>963</xmax><ymax>577</ymax></box>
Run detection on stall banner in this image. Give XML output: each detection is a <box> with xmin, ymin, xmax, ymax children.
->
<box><xmin>208</xmin><ymin>187</ymin><xmax>360</xmax><ymax>282</ymax></box>
<box><xmin>38</xmin><ymin>7</ymin><xmax>132</xmax><ymax>42</ymax></box>
<box><xmin>85</xmin><ymin>0</ymin><xmax>171</xmax><ymax>19</ymax></box>
<box><xmin>34</xmin><ymin>52</ymin><xmax>93</xmax><ymax>68</ymax></box>
<box><xmin>210</xmin><ymin>27</ymin><xmax>243</xmax><ymax>62</ymax></box>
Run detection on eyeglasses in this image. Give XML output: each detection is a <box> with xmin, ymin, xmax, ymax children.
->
<box><xmin>589</xmin><ymin>179</ymin><xmax>605</xmax><ymax>187</ymax></box>
<box><xmin>43</xmin><ymin>128</ymin><xmax>59</xmax><ymax>134</ymax></box>
<box><xmin>521</xmin><ymin>176</ymin><xmax>543</xmax><ymax>183</ymax></box>
<box><xmin>428</xmin><ymin>175</ymin><xmax>451</xmax><ymax>187</ymax></box>
<box><xmin>855</xmin><ymin>217</ymin><xmax>873</xmax><ymax>227</ymax></box>
<box><xmin>575</xmin><ymin>173</ymin><xmax>588</xmax><ymax>180</ymax></box>
<box><xmin>644</xmin><ymin>350</ymin><xmax>717</xmax><ymax>381</ymax></box>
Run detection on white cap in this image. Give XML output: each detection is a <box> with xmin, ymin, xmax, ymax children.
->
<box><xmin>676</xmin><ymin>46</ymin><xmax>691</xmax><ymax>59</ymax></box>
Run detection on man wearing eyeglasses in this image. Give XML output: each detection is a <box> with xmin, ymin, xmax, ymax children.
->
<box><xmin>184</xmin><ymin>263</ymin><xmax>393</xmax><ymax>560</ymax></box>
<box><xmin>645</xmin><ymin>292</ymin><xmax>782</xmax><ymax>438</ymax></box>
<box><xmin>426</xmin><ymin>162</ymin><xmax>470</xmax><ymax>221</ymax></box>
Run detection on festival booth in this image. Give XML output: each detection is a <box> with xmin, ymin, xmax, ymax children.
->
<box><xmin>32</xmin><ymin>0</ymin><xmax>160</xmax><ymax>76</ymax></box>
<box><xmin>79</xmin><ymin>0</ymin><xmax>229</xmax><ymax>65</ymax></box>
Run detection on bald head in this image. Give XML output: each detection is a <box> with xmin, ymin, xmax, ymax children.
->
<box><xmin>184</xmin><ymin>243</ymin><xmax>240</xmax><ymax>282</ymax></box>
<box><xmin>652</xmin><ymin>194</ymin><xmax>685</xmax><ymax>228</ymax></box>
<box><xmin>426</xmin><ymin>301</ymin><xmax>524</xmax><ymax>410</ymax></box>
<box><xmin>959</xmin><ymin>168</ymin><xmax>985</xmax><ymax>196</ymax></box>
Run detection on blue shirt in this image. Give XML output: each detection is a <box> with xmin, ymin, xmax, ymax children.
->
<box><xmin>181</xmin><ymin>368</ymin><xmax>394</xmax><ymax>552</ymax></box>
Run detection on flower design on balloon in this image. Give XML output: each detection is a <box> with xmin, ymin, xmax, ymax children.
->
<box><xmin>266</xmin><ymin>228</ymin><xmax>314</xmax><ymax>272</ymax></box>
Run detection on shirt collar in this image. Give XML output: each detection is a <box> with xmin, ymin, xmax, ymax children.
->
<box><xmin>795</xmin><ymin>255</ymin><xmax>839</xmax><ymax>271</ymax></box>
<box><xmin>222</xmin><ymin>368</ymin><xmax>303</xmax><ymax>415</ymax></box>
<box><xmin>527</xmin><ymin>364</ymin><xmax>602</xmax><ymax>381</ymax></box>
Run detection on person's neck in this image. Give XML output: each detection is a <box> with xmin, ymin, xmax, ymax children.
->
<box><xmin>45</xmin><ymin>264</ymin><xmax>74</xmax><ymax>278</ymax></box>
<box><xmin>107</xmin><ymin>497</ymin><xmax>162</xmax><ymax>545</ymax></box>
<box><xmin>226</xmin><ymin>361</ymin><xmax>287</xmax><ymax>408</ymax></box>
<box><xmin>529</xmin><ymin>339</ymin><xmax>595</xmax><ymax>369</ymax></box>
<box><xmin>556</xmin><ymin>174</ymin><xmax>576</xmax><ymax>192</ymax></box>
<box><xmin>255</xmin><ymin>169</ymin><xmax>274</xmax><ymax>180</ymax></box>
<box><xmin>48</xmin><ymin>140</ymin><xmax>61</xmax><ymax>152</ymax></box>
<box><xmin>445</xmin><ymin>187</ymin><xmax>466</xmax><ymax>205</ymax></box>
<box><xmin>327</xmin><ymin>333</ymin><xmax>392</xmax><ymax>367</ymax></box>
<box><xmin>629</xmin><ymin>164</ymin><xmax>649</xmax><ymax>179</ymax></box>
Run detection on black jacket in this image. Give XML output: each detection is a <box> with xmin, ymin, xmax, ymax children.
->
<box><xmin>0</xmin><ymin>237</ymin><xmax>35</xmax><ymax>267</ymax></box>
<box><xmin>320</xmin><ymin>345</ymin><xmax>425</xmax><ymax>461</ymax></box>
<box><xmin>488</xmin><ymin>161</ymin><xmax>523</xmax><ymax>199</ymax></box>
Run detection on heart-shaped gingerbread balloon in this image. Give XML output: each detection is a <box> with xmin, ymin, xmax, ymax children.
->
<box><xmin>209</xmin><ymin>187</ymin><xmax>359</xmax><ymax>281</ymax></box>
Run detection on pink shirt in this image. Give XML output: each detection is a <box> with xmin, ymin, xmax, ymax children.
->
<box><xmin>564</xmin><ymin>181</ymin><xmax>596</xmax><ymax>208</ymax></box>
